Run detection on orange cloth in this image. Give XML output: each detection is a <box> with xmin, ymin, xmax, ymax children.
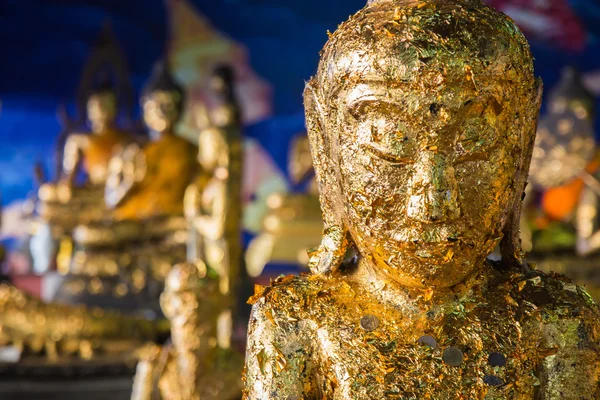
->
<box><xmin>114</xmin><ymin>134</ymin><xmax>197</xmax><ymax>221</ymax></box>
<box><xmin>542</xmin><ymin>156</ymin><xmax>600</xmax><ymax>221</ymax></box>
<box><xmin>83</xmin><ymin>128</ymin><xmax>131</xmax><ymax>174</ymax></box>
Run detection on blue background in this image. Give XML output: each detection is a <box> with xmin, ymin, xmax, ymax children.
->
<box><xmin>1</xmin><ymin>0</ymin><xmax>600</xmax><ymax>206</ymax></box>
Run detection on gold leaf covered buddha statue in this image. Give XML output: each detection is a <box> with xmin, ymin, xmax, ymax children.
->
<box><xmin>243</xmin><ymin>1</ymin><xmax>600</xmax><ymax>398</ymax></box>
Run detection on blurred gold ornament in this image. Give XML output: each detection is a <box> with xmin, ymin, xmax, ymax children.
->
<box><xmin>243</xmin><ymin>1</ymin><xmax>600</xmax><ymax>399</ymax></box>
<box><xmin>522</xmin><ymin>67</ymin><xmax>600</xmax><ymax>300</ymax></box>
<box><xmin>245</xmin><ymin>134</ymin><xmax>323</xmax><ymax>277</ymax></box>
<box><xmin>0</xmin><ymin>283</ymin><xmax>164</xmax><ymax>363</ymax></box>
<box><xmin>50</xmin><ymin>62</ymin><xmax>194</xmax><ymax>310</ymax></box>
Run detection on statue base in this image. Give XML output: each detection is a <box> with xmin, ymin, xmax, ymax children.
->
<box><xmin>0</xmin><ymin>358</ymin><xmax>135</xmax><ymax>400</ymax></box>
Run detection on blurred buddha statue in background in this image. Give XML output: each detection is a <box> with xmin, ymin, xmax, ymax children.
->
<box><xmin>53</xmin><ymin>62</ymin><xmax>195</xmax><ymax>313</ymax></box>
<box><xmin>61</xmin><ymin>77</ymin><xmax>132</xmax><ymax>190</ymax></box>
<box><xmin>523</xmin><ymin>67</ymin><xmax>600</xmax><ymax>298</ymax></box>
<box><xmin>132</xmin><ymin>65</ymin><xmax>247</xmax><ymax>400</ymax></box>
<box><xmin>131</xmin><ymin>262</ymin><xmax>243</xmax><ymax>400</ymax></box>
<box><xmin>32</xmin><ymin>23</ymin><xmax>136</xmax><ymax>274</ymax></box>
<box><xmin>185</xmin><ymin>65</ymin><xmax>243</xmax><ymax>298</ymax></box>
<box><xmin>106</xmin><ymin>61</ymin><xmax>197</xmax><ymax>221</ymax></box>
<box><xmin>244</xmin><ymin>1</ymin><xmax>600</xmax><ymax>398</ymax></box>
<box><xmin>37</xmin><ymin>40</ymin><xmax>135</xmax><ymax>234</ymax></box>
<box><xmin>245</xmin><ymin>133</ymin><xmax>323</xmax><ymax>278</ymax></box>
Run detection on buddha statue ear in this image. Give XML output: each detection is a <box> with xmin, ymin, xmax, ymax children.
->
<box><xmin>303</xmin><ymin>81</ymin><xmax>351</xmax><ymax>275</ymax></box>
<box><xmin>500</xmin><ymin>78</ymin><xmax>544</xmax><ymax>270</ymax></box>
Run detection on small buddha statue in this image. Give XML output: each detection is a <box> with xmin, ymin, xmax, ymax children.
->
<box><xmin>106</xmin><ymin>61</ymin><xmax>197</xmax><ymax>222</ymax></box>
<box><xmin>131</xmin><ymin>262</ymin><xmax>243</xmax><ymax>400</ymax></box>
<box><xmin>185</xmin><ymin>65</ymin><xmax>243</xmax><ymax>297</ymax></box>
<box><xmin>243</xmin><ymin>1</ymin><xmax>600</xmax><ymax>399</ymax></box>
<box><xmin>37</xmin><ymin>78</ymin><xmax>133</xmax><ymax>230</ymax></box>
<box><xmin>62</xmin><ymin>79</ymin><xmax>133</xmax><ymax>188</ymax></box>
<box><xmin>245</xmin><ymin>133</ymin><xmax>323</xmax><ymax>277</ymax></box>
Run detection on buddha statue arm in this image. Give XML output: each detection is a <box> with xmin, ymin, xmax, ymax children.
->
<box><xmin>105</xmin><ymin>143</ymin><xmax>147</xmax><ymax>209</ymax></box>
<box><xmin>192</xmin><ymin>181</ymin><xmax>227</xmax><ymax>241</ymax></box>
<box><xmin>243</xmin><ymin>299</ymin><xmax>316</xmax><ymax>399</ymax></box>
<box><xmin>575</xmin><ymin>185</ymin><xmax>600</xmax><ymax>255</ymax></box>
<box><xmin>538</xmin><ymin>317</ymin><xmax>600</xmax><ymax>399</ymax></box>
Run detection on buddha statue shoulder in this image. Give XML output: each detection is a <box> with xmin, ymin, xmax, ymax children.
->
<box><xmin>106</xmin><ymin>61</ymin><xmax>197</xmax><ymax>222</ymax></box>
<box><xmin>243</xmin><ymin>1</ymin><xmax>600</xmax><ymax>399</ymax></box>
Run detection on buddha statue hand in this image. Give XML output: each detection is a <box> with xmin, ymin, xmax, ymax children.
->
<box><xmin>105</xmin><ymin>143</ymin><xmax>147</xmax><ymax>208</ymax></box>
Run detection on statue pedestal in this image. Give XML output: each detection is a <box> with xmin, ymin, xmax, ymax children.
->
<box><xmin>0</xmin><ymin>359</ymin><xmax>135</xmax><ymax>400</ymax></box>
<box><xmin>0</xmin><ymin>376</ymin><xmax>133</xmax><ymax>400</ymax></box>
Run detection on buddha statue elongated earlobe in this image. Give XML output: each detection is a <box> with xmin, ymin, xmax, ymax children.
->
<box><xmin>500</xmin><ymin>79</ymin><xmax>544</xmax><ymax>269</ymax></box>
<box><xmin>303</xmin><ymin>81</ymin><xmax>350</xmax><ymax>275</ymax></box>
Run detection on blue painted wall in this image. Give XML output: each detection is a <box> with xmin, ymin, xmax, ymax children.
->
<box><xmin>1</xmin><ymin>0</ymin><xmax>599</xmax><ymax>204</ymax></box>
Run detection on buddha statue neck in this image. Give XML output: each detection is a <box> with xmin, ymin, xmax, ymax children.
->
<box><xmin>243</xmin><ymin>1</ymin><xmax>600</xmax><ymax>398</ymax></box>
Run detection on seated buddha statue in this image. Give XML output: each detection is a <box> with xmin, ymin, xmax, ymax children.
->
<box><xmin>131</xmin><ymin>262</ymin><xmax>243</xmax><ymax>400</ymax></box>
<box><xmin>245</xmin><ymin>133</ymin><xmax>323</xmax><ymax>277</ymax></box>
<box><xmin>243</xmin><ymin>1</ymin><xmax>600</xmax><ymax>399</ymax></box>
<box><xmin>37</xmin><ymin>79</ymin><xmax>133</xmax><ymax>231</ymax></box>
<box><xmin>55</xmin><ymin>62</ymin><xmax>196</xmax><ymax>310</ymax></box>
<box><xmin>106</xmin><ymin>61</ymin><xmax>197</xmax><ymax>222</ymax></box>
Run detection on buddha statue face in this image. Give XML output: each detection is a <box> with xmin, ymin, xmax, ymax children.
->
<box><xmin>141</xmin><ymin>62</ymin><xmax>185</xmax><ymax>135</ymax></box>
<box><xmin>142</xmin><ymin>90</ymin><xmax>181</xmax><ymax>134</ymax></box>
<box><xmin>305</xmin><ymin>0</ymin><xmax>541</xmax><ymax>288</ymax></box>
<box><xmin>87</xmin><ymin>91</ymin><xmax>117</xmax><ymax>132</ymax></box>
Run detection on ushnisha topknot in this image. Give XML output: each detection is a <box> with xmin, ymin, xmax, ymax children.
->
<box><xmin>315</xmin><ymin>0</ymin><xmax>535</xmax><ymax>101</ymax></box>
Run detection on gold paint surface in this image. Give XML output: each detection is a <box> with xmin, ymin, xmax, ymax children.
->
<box><xmin>0</xmin><ymin>283</ymin><xmax>162</xmax><ymax>362</ymax></box>
<box><xmin>243</xmin><ymin>0</ymin><xmax>600</xmax><ymax>398</ymax></box>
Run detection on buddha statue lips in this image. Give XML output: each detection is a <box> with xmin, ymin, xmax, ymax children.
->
<box><xmin>243</xmin><ymin>1</ymin><xmax>600</xmax><ymax>399</ymax></box>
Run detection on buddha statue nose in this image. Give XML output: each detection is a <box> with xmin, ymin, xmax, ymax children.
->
<box><xmin>406</xmin><ymin>150</ymin><xmax>460</xmax><ymax>223</ymax></box>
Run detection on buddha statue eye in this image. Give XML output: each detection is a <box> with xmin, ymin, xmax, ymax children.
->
<box><xmin>349</xmin><ymin>101</ymin><xmax>414</xmax><ymax>164</ymax></box>
<box><xmin>456</xmin><ymin>119</ymin><xmax>496</xmax><ymax>161</ymax></box>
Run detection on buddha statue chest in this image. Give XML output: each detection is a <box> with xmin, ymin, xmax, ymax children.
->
<box><xmin>246</xmin><ymin>266</ymin><xmax>600</xmax><ymax>400</ymax></box>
